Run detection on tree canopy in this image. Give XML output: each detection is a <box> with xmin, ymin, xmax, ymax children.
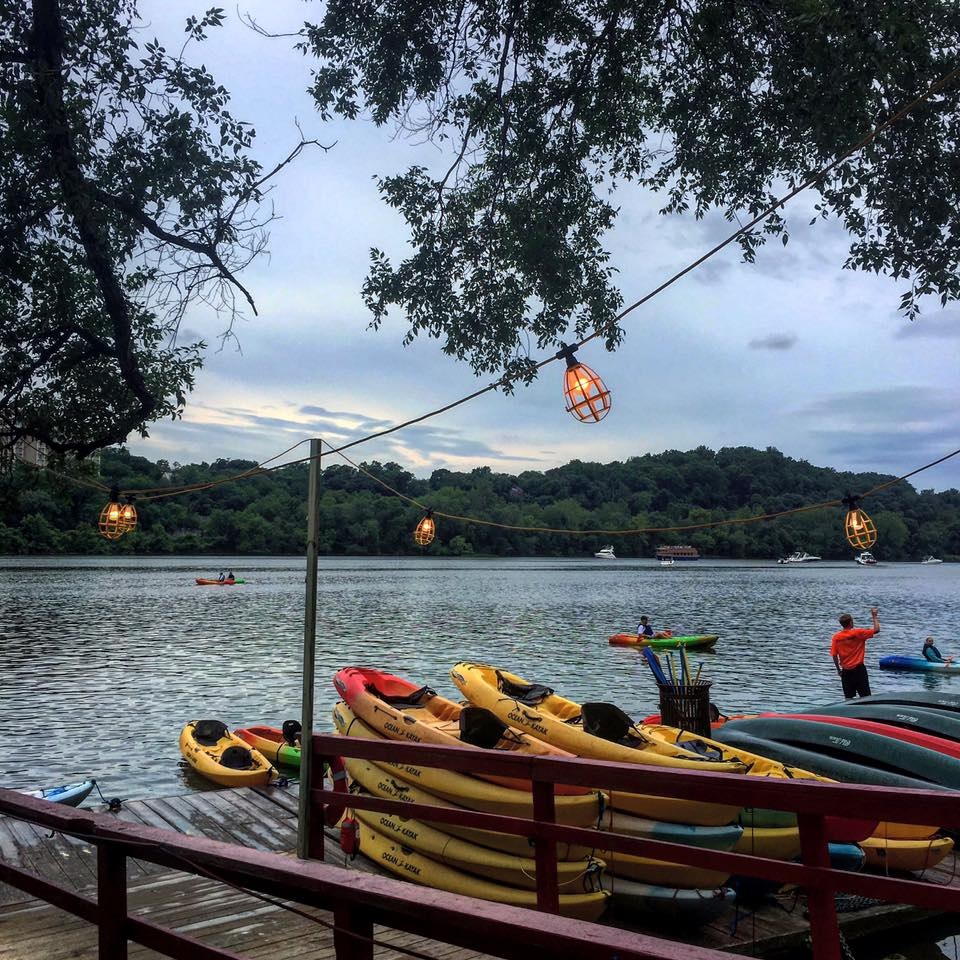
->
<box><xmin>0</xmin><ymin>1</ymin><xmax>314</xmax><ymax>457</ymax></box>
<box><xmin>305</xmin><ymin>1</ymin><xmax>960</xmax><ymax>383</ymax></box>
<box><xmin>3</xmin><ymin>444</ymin><xmax>958</xmax><ymax>560</ymax></box>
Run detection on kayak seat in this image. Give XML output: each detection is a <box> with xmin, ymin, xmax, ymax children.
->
<box><xmin>220</xmin><ymin>746</ymin><xmax>256</xmax><ymax>770</ymax></box>
<box><xmin>581</xmin><ymin>702</ymin><xmax>635</xmax><ymax>744</ymax></box>
<box><xmin>282</xmin><ymin>719</ymin><xmax>302</xmax><ymax>745</ymax></box>
<box><xmin>367</xmin><ymin>683</ymin><xmax>436</xmax><ymax>708</ymax></box>
<box><xmin>495</xmin><ymin>672</ymin><xmax>553</xmax><ymax>706</ymax></box>
<box><xmin>194</xmin><ymin>720</ymin><xmax>229</xmax><ymax>746</ymax></box>
<box><xmin>459</xmin><ymin>706</ymin><xmax>508</xmax><ymax>749</ymax></box>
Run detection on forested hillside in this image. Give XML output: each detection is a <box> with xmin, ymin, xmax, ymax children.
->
<box><xmin>1</xmin><ymin>446</ymin><xmax>957</xmax><ymax>560</ymax></box>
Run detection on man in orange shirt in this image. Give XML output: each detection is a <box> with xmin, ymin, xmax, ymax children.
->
<box><xmin>831</xmin><ymin>607</ymin><xmax>880</xmax><ymax>698</ymax></box>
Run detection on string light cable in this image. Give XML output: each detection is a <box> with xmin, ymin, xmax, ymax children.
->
<box><xmin>44</xmin><ymin>60</ymin><xmax>955</xmax><ymax>506</ymax></box>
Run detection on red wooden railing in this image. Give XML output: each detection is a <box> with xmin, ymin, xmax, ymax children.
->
<box><xmin>0</xmin><ymin>787</ymin><xmax>729</xmax><ymax>960</ymax></box>
<box><xmin>309</xmin><ymin>733</ymin><xmax>960</xmax><ymax>960</ymax></box>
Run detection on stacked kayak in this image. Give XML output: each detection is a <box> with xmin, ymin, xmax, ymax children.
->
<box><xmin>334</xmin><ymin>672</ymin><xmax>734</xmax><ymax>923</ymax></box>
<box><xmin>334</xmin><ymin>666</ymin><xmax>593</xmax><ymax>794</ymax></box>
<box><xmin>608</xmin><ymin>633</ymin><xmax>718</xmax><ymax>650</ymax></box>
<box><xmin>714</xmin><ymin>717</ymin><xmax>960</xmax><ymax>790</ymax></box>
<box><xmin>333</xmin><ymin>700</ymin><xmax>610</xmax><ymax>920</ymax></box>
<box><xmin>880</xmin><ymin>655</ymin><xmax>960</xmax><ymax>673</ymax></box>
<box><xmin>235</xmin><ymin>724</ymin><xmax>301</xmax><ymax>767</ymax></box>
<box><xmin>179</xmin><ymin>720</ymin><xmax>274</xmax><ymax>787</ymax></box>
<box><xmin>798</xmin><ymin>701</ymin><xmax>960</xmax><ymax>742</ymax></box>
<box><xmin>711</xmin><ymin>715</ymin><xmax>955</xmax><ymax>870</ymax></box>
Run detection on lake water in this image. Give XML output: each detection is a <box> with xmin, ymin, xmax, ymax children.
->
<box><xmin>1</xmin><ymin>554</ymin><xmax>958</xmax><ymax>955</ymax></box>
<box><xmin>1</xmin><ymin>554</ymin><xmax>958</xmax><ymax>798</ymax></box>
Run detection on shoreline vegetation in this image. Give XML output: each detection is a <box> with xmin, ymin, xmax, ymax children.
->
<box><xmin>2</xmin><ymin>445</ymin><xmax>957</xmax><ymax>560</ymax></box>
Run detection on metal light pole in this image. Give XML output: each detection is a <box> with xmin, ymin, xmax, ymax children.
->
<box><xmin>297</xmin><ymin>438</ymin><xmax>321</xmax><ymax>859</ymax></box>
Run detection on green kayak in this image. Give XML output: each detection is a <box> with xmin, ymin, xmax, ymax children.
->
<box><xmin>608</xmin><ymin>633</ymin><xmax>718</xmax><ymax>650</ymax></box>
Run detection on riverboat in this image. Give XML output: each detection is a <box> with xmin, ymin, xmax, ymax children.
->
<box><xmin>655</xmin><ymin>545</ymin><xmax>699</xmax><ymax>561</ymax></box>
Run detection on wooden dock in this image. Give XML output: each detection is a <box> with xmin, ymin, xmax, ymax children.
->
<box><xmin>0</xmin><ymin>784</ymin><xmax>954</xmax><ymax>959</ymax></box>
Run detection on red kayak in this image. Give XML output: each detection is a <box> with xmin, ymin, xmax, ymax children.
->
<box><xmin>767</xmin><ymin>713</ymin><xmax>960</xmax><ymax>760</ymax></box>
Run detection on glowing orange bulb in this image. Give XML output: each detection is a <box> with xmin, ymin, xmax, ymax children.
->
<box><xmin>842</xmin><ymin>494</ymin><xmax>877</xmax><ymax>550</ymax></box>
<box><xmin>557</xmin><ymin>345</ymin><xmax>611</xmax><ymax>423</ymax></box>
<box><xmin>414</xmin><ymin>512</ymin><xmax>436</xmax><ymax>547</ymax></box>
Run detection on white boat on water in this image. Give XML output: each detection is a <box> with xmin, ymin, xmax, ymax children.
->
<box><xmin>777</xmin><ymin>551</ymin><xmax>822</xmax><ymax>564</ymax></box>
<box><xmin>921</xmin><ymin>556</ymin><xmax>944</xmax><ymax>565</ymax></box>
<box><xmin>594</xmin><ymin>545</ymin><xmax>616</xmax><ymax>560</ymax></box>
<box><xmin>855</xmin><ymin>551</ymin><xmax>878</xmax><ymax>566</ymax></box>
<box><xmin>659</xmin><ymin>558</ymin><xmax>675</xmax><ymax>567</ymax></box>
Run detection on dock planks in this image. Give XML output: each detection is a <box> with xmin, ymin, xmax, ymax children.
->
<box><xmin>0</xmin><ymin>783</ymin><xmax>956</xmax><ymax>958</ymax></box>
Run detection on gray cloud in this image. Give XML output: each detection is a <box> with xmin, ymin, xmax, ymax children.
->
<box><xmin>893</xmin><ymin>313</ymin><xmax>960</xmax><ymax>340</ymax></box>
<box><xmin>749</xmin><ymin>334</ymin><xmax>797</xmax><ymax>351</ymax></box>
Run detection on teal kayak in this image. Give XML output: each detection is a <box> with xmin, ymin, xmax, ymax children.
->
<box><xmin>880</xmin><ymin>655</ymin><xmax>960</xmax><ymax>673</ymax></box>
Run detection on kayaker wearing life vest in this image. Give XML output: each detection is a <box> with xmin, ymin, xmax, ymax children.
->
<box><xmin>922</xmin><ymin>637</ymin><xmax>953</xmax><ymax>664</ymax></box>
<box><xmin>831</xmin><ymin>607</ymin><xmax>880</xmax><ymax>699</ymax></box>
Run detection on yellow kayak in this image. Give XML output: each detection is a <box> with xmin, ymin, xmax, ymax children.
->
<box><xmin>859</xmin><ymin>835</ymin><xmax>954</xmax><ymax>872</ymax></box>
<box><xmin>334</xmin><ymin>666</ymin><xmax>589</xmax><ymax>794</ymax></box>
<box><xmin>604</xmin><ymin>849</ymin><xmax>729</xmax><ymax>890</ymax></box>
<box><xmin>734</xmin><ymin>826</ymin><xmax>801</xmax><ymax>861</ymax></box>
<box><xmin>343</xmin><ymin>756</ymin><xmax>595</xmax><ymax>860</ymax></box>
<box><xmin>451</xmin><ymin>662</ymin><xmax>743</xmax><ymax>825</ymax></box>
<box><xmin>353</xmin><ymin>807</ymin><xmax>604</xmax><ymax>891</ymax></box>
<box><xmin>357</xmin><ymin>819</ymin><xmax>610</xmax><ymax>921</ymax></box>
<box><xmin>179</xmin><ymin>720</ymin><xmax>273</xmax><ymax>788</ymax></box>
<box><xmin>333</xmin><ymin>702</ymin><xmax>603</xmax><ymax>826</ymax></box>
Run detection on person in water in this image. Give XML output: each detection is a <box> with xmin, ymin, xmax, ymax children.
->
<box><xmin>922</xmin><ymin>637</ymin><xmax>953</xmax><ymax>664</ymax></box>
<box><xmin>831</xmin><ymin>607</ymin><xmax>880</xmax><ymax>699</ymax></box>
<box><xmin>217</xmin><ymin>571</ymin><xmax>226</xmax><ymax>582</ymax></box>
<box><xmin>638</xmin><ymin>615</ymin><xmax>654</xmax><ymax>637</ymax></box>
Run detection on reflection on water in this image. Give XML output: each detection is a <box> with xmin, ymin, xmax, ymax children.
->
<box><xmin>1</xmin><ymin>555</ymin><xmax>958</xmax><ymax>798</ymax></box>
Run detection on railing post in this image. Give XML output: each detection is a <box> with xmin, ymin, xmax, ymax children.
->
<box><xmin>531</xmin><ymin>778</ymin><xmax>560</xmax><ymax>914</ymax></box>
<box><xmin>97</xmin><ymin>842</ymin><xmax>127</xmax><ymax>959</ymax></box>
<box><xmin>798</xmin><ymin>813</ymin><xmax>841</xmax><ymax>960</ymax></box>
<box><xmin>309</xmin><ymin>744</ymin><xmax>325</xmax><ymax>860</ymax></box>
<box><xmin>333</xmin><ymin>902</ymin><xmax>374</xmax><ymax>960</ymax></box>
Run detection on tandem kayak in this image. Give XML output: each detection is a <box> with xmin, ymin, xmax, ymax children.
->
<box><xmin>179</xmin><ymin>720</ymin><xmax>274</xmax><ymax>787</ymax></box>
<box><xmin>195</xmin><ymin>578</ymin><xmax>246</xmax><ymax>585</ymax></box>
<box><xmin>608</xmin><ymin>633</ymin><xmax>719</xmax><ymax>650</ymax></box>
<box><xmin>880</xmin><ymin>655</ymin><xmax>960</xmax><ymax>673</ymax></box>
<box><xmin>20</xmin><ymin>778</ymin><xmax>96</xmax><ymax>807</ymax></box>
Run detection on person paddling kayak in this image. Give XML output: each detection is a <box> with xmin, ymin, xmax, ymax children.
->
<box><xmin>922</xmin><ymin>637</ymin><xmax>953</xmax><ymax>664</ymax></box>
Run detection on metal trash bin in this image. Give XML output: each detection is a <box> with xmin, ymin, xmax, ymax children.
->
<box><xmin>657</xmin><ymin>680</ymin><xmax>713</xmax><ymax>737</ymax></box>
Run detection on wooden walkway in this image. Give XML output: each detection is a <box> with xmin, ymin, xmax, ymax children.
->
<box><xmin>0</xmin><ymin>784</ymin><xmax>955</xmax><ymax>959</ymax></box>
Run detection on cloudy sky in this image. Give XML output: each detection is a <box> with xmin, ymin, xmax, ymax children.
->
<box><xmin>128</xmin><ymin>2</ymin><xmax>960</xmax><ymax>490</ymax></box>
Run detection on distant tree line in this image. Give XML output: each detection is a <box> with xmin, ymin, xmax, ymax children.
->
<box><xmin>1</xmin><ymin>445</ymin><xmax>957</xmax><ymax>560</ymax></box>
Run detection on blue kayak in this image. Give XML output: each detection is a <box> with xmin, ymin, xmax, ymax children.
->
<box><xmin>880</xmin><ymin>655</ymin><xmax>960</xmax><ymax>673</ymax></box>
<box><xmin>21</xmin><ymin>778</ymin><xmax>96</xmax><ymax>806</ymax></box>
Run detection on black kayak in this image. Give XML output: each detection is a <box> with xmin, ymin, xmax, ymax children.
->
<box><xmin>716</xmin><ymin>717</ymin><xmax>960</xmax><ymax>789</ymax></box>
<box><xmin>815</xmin><ymin>691</ymin><xmax>960</xmax><ymax>714</ymax></box>
<box><xmin>711</xmin><ymin>728</ymin><xmax>946</xmax><ymax>790</ymax></box>
<box><xmin>799</xmin><ymin>702</ymin><xmax>960</xmax><ymax>743</ymax></box>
